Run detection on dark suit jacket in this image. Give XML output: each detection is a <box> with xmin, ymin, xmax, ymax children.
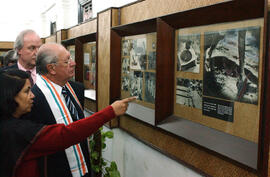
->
<box><xmin>0</xmin><ymin>63</ymin><xmax>18</xmax><ymax>71</ymax></box>
<box><xmin>24</xmin><ymin>81</ymin><xmax>90</xmax><ymax>177</ymax></box>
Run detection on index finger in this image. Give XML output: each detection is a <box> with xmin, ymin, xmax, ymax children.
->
<box><xmin>122</xmin><ymin>96</ymin><xmax>137</xmax><ymax>103</ymax></box>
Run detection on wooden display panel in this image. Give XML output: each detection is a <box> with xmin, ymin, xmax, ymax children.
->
<box><xmin>68</xmin><ymin>18</ymin><xmax>97</xmax><ymax>39</ymax></box>
<box><xmin>110</xmin><ymin>0</ymin><xmax>269</xmax><ymax>176</ymax></box>
<box><xmin>0</xmin><ymin>41</ymin><xmax>13</xmax><ymax>50</ymax></box>
<box><xmin>64</xmin><ymin>44</ymin><xmax>77</xmax><ymax>82</ymax></box>
<box><xmin>119</xmin><ymin>115</ymin><xmax>258</xmax><ymax>177</ymax></box>
<box><xmin>84</xmin><ymin>98</ymin><xmax>96</xmax><ymax>113</ymax></box>
<box><xmin>57</xmin><ymin>29</ymin><xmax>67</xmax><ymax>43</ymax></box>
<box><xmin>83</xmin><ymin>42</ymin><xmax>96</xmax><ymax>90</ymax></box>
<box><xmin>174</xmin><ymin>18</ymin><xmax>263</xmax><ymax>143</ymax></box>
<box><xmin>120</xmin><ymin>0</ymin><xmax>227</xmax><ymax>25</ymax></box>
<box><xmin>111</xmin><ymin>18</ymin><xmax>157</xmax><ymax>125</ymax></box>
<box><xmin>45</xmin><ymin>35</ymin><xmax>56</xmax><ymax>43</ymax></box>
<box><xmin>120</xmin><ymin>33</ymin><xmax>156</xmax><ymax>109</ymax></box>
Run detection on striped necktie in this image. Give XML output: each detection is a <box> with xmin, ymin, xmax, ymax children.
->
<box><xmin>62</xmin><ymin>86</ymin><xmax>79</xmax><ymax>121</ymax></box>
<box><xmin>26</xmin><ymin>71</ymin><xmax>34</xmax><ymax>87</ymax></box>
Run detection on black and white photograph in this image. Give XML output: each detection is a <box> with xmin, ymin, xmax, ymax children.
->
<box><xmin>89</xmin><ymin>70</ymin><xmax>96</xmax><ymax>88</ymax></box>
<box><xmin>90</xmin><ymin>63</ymin><xmax>96</xmax><ymax>88</ymax></box>
<box><xmin>121</xmin><ymin>75</ymin><xmax>129</xmax><ymax>91</ymax></box>
<box><xmin>91</xmin><ymin>45</ymin><xmax>96</xmax><ymax>63</ymax></box>
<box><xmin>152</xmin><ymin>41</ymin><xmax>156</xmax><ymax>50</ymax></box>
<box><xmin>144</xmin><ymin>72</ymin><xmax>156</xmax><ymax>103</ymax></box>
<box><xmin>83</xmin><ymin>65</ymin><xmax>89</xmax><ymax>81</ymax></box>
<box><xmin>177</xmin><ymin>33</ymin><xmax>200</xmax><ymax>73</ymax></box>
<box><xmin>148</xmin><ymin>51</ymin><xmax>156</xmax><ymax>70</ymax></box>
<box><xmin>122</xmin><ymin>39</ymin><xmax>131</xmax><ymax>56</ymax></box>
<box><xmin>122</xmin><ymin>57</ymin><xmax>130</xmax><ymax>74</ymax></box>
<box><xmin>69</xmin><ymin>48</ymin><xmax>75</xmax><ymax>61</ymax></box>
<box><xmin>130</xmin><ymin>71</ymin><xmax>143</xmax><ymax>100</ymax></box>
<box><xmin>203</xmin><ymin>26</ymin><xmax>260</xmax><ymax>105</ymax></box>
<box><xmin>176</xmin><ymin>78</ymin><xmax>202</xmax><ymax>109</ymax></box>
<box><xmin>130</xmin><ymin>38</ymin><xmax>147</xmax><ymax>70</ymax></box>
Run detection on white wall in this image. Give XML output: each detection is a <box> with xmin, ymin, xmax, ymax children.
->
<box><xmin>0</xmin><ymin>0</ymin><xmax>138</xmax><ymax>41</ymax></box>
<box><xmin>102</xmin><ymin>126</ymin><xmax>203</xmax><ymax>177</ymax></box>
<box><xmin>0</xmin><ymin>0</ymin><xmax>43</xmax><ymax>41</ymax></box>
<box><xmin>92</xmin><ymin>0</ymin><xmax>137</xmax><ymax>18</ymax></box>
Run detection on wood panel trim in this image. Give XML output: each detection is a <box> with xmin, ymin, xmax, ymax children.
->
<box><xmin>96</xmin><ymin>22</ymin><xmax>99</xmax><ymax>113</ymax></box>
<box><xmin>155</xmin><ymin>18</ymin><xmax>175</xmax><ymax>124</ymax></box>
<box><xmin>115</xmin><ymin>0</ymin><xmax>267</xmax><ymax>176</ymax></box>
<box><xmin>109</xmin><ymin>30</ymin><xmax>122</xmax><ymax>128</ymax></box>
<box><xmin>160</xmin><ymin>0</ymin><xmax>264</xmax><ymax>29</ymax></box>
<box><xmin>110</xmin><ymin>30</ymin><xmax>121</xmax><ymax>103</ymax></box>
<box><xmin>75</xmin><ymin>39</ymin><xmax>83</xmax><ymax>82</ymax></box>
<box><xmin>111</xmin><ymin>18</ymin><xmax>156</xmax><ymax>36</ymax></box>
<box><xmin>259</xmin><ymin>8</ymin><xmax>270</xmax><ymax>177</ymax></box>
<box><xmin>119</xmin><ymin>115</ymin><xmax>258</xmax><ymax>177</ymax></box>
<box><xmin>0</xmin><ymin>41</ymin><xmax>14</xmax><ymax>50</ymax></box>
<box><xmin>118</xmin><ymin>0</ymin><xmax>146</xmax><ymax>9</ymax></box>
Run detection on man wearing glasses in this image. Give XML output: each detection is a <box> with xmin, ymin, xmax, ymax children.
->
<box><xmin>25</xmin><ymin>43</ymin><xmax>91</xmax><ymax>177</ymax></box>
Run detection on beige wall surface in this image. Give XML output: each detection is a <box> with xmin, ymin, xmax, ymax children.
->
<box><xmin>120</xmin><ymin>0</ymin><xmax>230</xmax><ymax>25</ymax></box>
<box><xmin>45</xmin><ymin>35</ymin><xmax>56</xmax><ymax>43</ymax></box>
<box><xmin>68</xmin><ymin>19</ymin><xmax>97</xmax><ymax>39</ymax></box>
<box><xmin>0</xmin><ymin>41</ymin><xmax>14</xmax><ymax>49</ymax></box>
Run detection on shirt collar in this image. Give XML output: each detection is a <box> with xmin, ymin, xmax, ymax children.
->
<box><xmin>17</xmin><ymin>61</ymin><xmax>36</xmax><ymax>73</ymax></box>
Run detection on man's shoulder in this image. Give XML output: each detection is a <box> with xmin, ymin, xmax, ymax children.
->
<box><xmin>69</xmin><ymin>80</ymin><xmax>84</xmax><ymax>90</ymax></box>
<box><xmin>0</xmin><ymin>63</ymin><xmax>18</xmax><ymax>71</ymax></box>
<box><xmin>31</xmin><ymin>85</ymin><xmax>48</xmax><ymax>104</ymax></box>
<box><xmin>31</xmin><ymin>84</ymin><xmax>43</xmax><ymax>95</ymax></box>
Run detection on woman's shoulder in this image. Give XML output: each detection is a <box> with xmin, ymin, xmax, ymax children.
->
<box><xmin>0</xmin><ymin>118</ymin><xmax>44</xmax><ymax>142</ymax></box>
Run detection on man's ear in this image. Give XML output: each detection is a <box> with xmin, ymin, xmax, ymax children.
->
<box><xmin>17</xmin><ymin>49</ymin><xmax>22</xmax><ymax>56</ymax></box>
<box><xmin>47</xmin><ymin>64</ymin><xmax>56</xmax><ymax>75</ymax></box>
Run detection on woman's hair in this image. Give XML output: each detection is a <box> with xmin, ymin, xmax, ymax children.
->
<box><xmin>0</xmin><ymin>69</ymin><xmax>30</xmax><ymax>118</ymax></box>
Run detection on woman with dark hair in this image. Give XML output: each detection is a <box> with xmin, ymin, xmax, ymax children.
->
<box><xmin>0</xmin><ymin>69</ymin><xmax>135</xmax><ymax>177</ymax></box>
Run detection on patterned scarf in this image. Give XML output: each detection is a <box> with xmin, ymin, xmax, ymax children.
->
<box><xmin>36</xmin><ymin>74</ymin><xmax>88</xmax><ymax>177</ymax></box>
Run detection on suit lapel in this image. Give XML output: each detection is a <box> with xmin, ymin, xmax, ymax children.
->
<box><xmin>66</xmin><ymin>83</ymin><xmax>84</xmax><ymax>119</ymax></box>
<box><xmin>31</xmin><ymin>85</ymin><xmax>57</xmax><ymax>124</ymax></box>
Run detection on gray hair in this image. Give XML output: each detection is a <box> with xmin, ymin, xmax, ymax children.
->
<box><xmin>14</xmin><ymin>29</ymin><xmax>37</xmax><ymax>53</ymax></box>
<box><xmin>36</xmin><ymin>49</ymin><xmax>58</xmax><ymax>75</ymax></box>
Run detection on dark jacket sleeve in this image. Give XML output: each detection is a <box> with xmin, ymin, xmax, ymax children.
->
<box><xmin>69</xmin><ymin>81</ymin><xmax>85</xmax><ymax>108</ymax></box>
<box><xmin>23</xmin><ymin>106</ymin><xmax>115</xmax><ymax>160</ymax></box>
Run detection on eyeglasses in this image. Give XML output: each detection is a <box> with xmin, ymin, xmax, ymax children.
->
<box><xmin>53</xmin><ymin>57</ymin><xmax>74</xmax><ymax>65</ymax></box>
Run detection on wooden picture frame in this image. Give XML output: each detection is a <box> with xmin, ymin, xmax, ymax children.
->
<box><xmin>111</xmin><ymin>0</ymin><xmax>269</xmax><ymax>176</ymax></box>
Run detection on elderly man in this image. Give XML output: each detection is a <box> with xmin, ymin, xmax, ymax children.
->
<box><xmin>2</xmin><ymin>29</ymin><xmax>42</xmax><ymax>86</ymax></box>
<box><xmin>26</xmin><ymin>43</ymin><xmax>90</xmax><ymax>177</ymax></box>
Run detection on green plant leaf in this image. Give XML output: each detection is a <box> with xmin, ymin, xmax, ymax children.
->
<box><xmin>101</xmin><ymin>158</ymin><xmax>107</xmax><ymax>166</ymax></box>
<box><xmin>101</xmin><ymin>135</ymin><xmax>106</xmax><ymax>142</ymax></box>
<box><xmin>90</xmin><ymin>128</ymin><xmax>121</xmax><ymax>177</ymax></box>
<box><xmin>109</xmin><ymin>170</ymin><xmax>121</xmax><ymax>177</ymax></box>
<box><xmin>89</xmin><ymin>140</ymin><xmax>95</xmax><ymax>149</ymax></box>
<box><xmin>91</xmin><ymin>151</ymin><xmax>99</xmax><ymax>160</ymax></box>
<box><xmin>102</xmin><ymin>143</ymin><xmax>107</xmax><ymax>149</ymax></box>
<box><xmin>110</xmin><ymin>161</ymin><xmax>117</xmax><ymax>170</ymax></box>
<box><xmin>105</xmin><ymin>167</ymin><xmax>110</xmax><ymax>173</ymax></box>
<box><xmin>92</xmin><ymin>164</ymin><xmax>100</xmax><ymax>173</ymax></box>
<box><xmin>105</xmin><ymin>131</ymin><xmax>114</xmax><ymax>139</ymax></box>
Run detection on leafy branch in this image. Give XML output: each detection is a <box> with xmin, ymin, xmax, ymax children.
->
<box><xmin>89</xmin><ymin>127</ymin><xmax>120</xmax><ymax>177</ymax></box>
